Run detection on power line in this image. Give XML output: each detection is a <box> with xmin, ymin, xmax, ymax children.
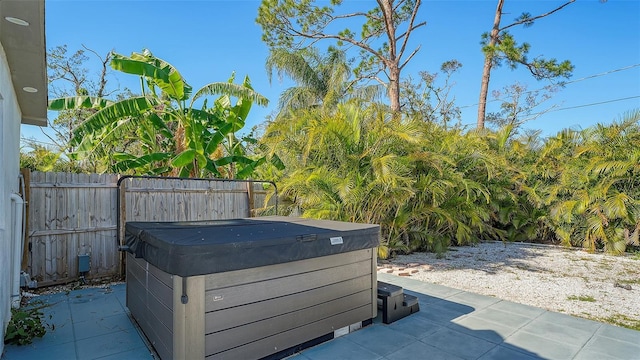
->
<box><xmin>538</xmin><ymin>95</ymin><xmax>640</xmax><ymax>113</ymax></box>
<box><xmin>561</xmin><ymin>64</ymin><xmax>640</xmax><ymax>86</ymax></box>
<box><xmin>459</xmin><ymin>63</ymin><xmax>640</xmax><ymax>109</ymax></box>
<box><xmin>20</xmin><ymin>137</ymin><xmax>59</xmax><ymax>148</ymax></box>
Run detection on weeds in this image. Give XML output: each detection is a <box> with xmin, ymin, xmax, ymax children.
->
<box><xmin>600</xmin><ymin>314</ymin><xmax>640</xmax><ymax>331</ymax></box>
<box><xmin>616</xmin><ymin>278</ymin><xmax>640</xmax><ymax>285</ymax></box>
<box><xmin>567</xmin><ymin>295</ymin><xmax>596</xmax><ymax>302</ymax></box>
<box><xmin>3</xmin><ymin>302</ymin><xmax>52</xmax><ymax>345</ymax></box>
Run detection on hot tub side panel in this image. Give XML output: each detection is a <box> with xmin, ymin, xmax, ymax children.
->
<box><xmin>127</xmin><ymin>253</ymin><xmax>175</xmax><ymax>360</ymax></box>
<box><xmin>203</xmin><ymin>248</ymin><xmax>377</xmax><ymax>359</ymax></box>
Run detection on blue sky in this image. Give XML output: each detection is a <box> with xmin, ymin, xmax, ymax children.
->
<box><xmin>22</xmin><ymin>0</ymin><xmax>640</xmax><ymax>145</ymax></box>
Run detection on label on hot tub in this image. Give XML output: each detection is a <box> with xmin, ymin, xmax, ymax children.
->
<box><xmin>330</xmin><ymin>236</ymin><xmax>343</xmax><ymax>245</ymax></box>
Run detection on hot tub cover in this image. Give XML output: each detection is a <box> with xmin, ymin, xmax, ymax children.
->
<box><xmin>125</xmin><ymin>216</ymin><xmax>379</xmax><ymax>276</ymax></box>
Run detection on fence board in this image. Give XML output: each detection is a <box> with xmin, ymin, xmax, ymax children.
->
<box><xmin>27</xmin><ymin>172</ymin><xmax>119</xmax><ymax>286</ymax></box>
<box><xmin>27</xmin><ymin>172</ymin><xmax>277</xmax><ymax>287</ymax></box>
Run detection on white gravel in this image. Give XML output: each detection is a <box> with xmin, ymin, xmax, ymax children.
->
<box><xmin>378</xmin><ymin>241</ymin><xmax>640</xmax><ymax>328</ymax></box>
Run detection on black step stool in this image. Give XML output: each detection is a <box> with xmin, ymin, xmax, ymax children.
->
<box><xmin>377</xmin><ymin>281</ymin><xmax>420</xmax><ymax>324</ymax></box>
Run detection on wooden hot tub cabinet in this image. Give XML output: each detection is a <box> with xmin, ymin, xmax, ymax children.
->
<box><xmin>124</xmin><ymin>216</ymin><xmax>379</xmax><ymax>359</ymax></box>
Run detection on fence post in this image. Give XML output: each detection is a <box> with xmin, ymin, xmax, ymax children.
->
<box><xmin>118</xmin><ymin>177</ymin><xmax>127</xmax><ymax>278</ymax></box>
<box><xmin>246</xmin><ymin>181</ymin><xmax>255</xmax><ymax>218</ymax></box>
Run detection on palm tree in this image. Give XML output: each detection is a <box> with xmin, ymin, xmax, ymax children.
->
<box><xmin>260</xmin><ymin>102</ymin><xmax>418</xmax><ymax>257</ymax></box>
<box><xmin>542</xmin><ymin>110</ymin><xmax>640</xmax><ymax>253</ymax></box>
<box><xmin>259</xmin><ymin>102</ymin><xmax>515</xmax><ymax>257</ymax></box>
<box><xmin>266</xmin><ymin>47</ymin><xmax>382</xmax><ymax>114</ymax></box>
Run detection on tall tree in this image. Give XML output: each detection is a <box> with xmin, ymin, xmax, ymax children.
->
<box><xmin>33</xmin><ymin>45</ymin><xmax>125</xmax><ymax>172</ymax></box>
<box><xmin>257</xmin><ymin>0</ymin><xmax>425</xmax><ymax>112</ymax></box>
<box><xmin>266</xmin><ymin>47</ymin><xmax>351</xmax><ymax>112</ymax></box>
<box><xmin>266</xmin><ymin>47</ymin><xmax>383</xmax><ymax>114</ymax></box>
<box><xmin>477</xmin><ymin>0</ymin><xmax>575</xmax><ymax>129</ymax></box>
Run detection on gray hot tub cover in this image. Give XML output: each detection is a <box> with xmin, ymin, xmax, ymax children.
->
<box><xmin>124</xmin><ymin>216</ymin><xmax>379</xmax><ymax>277</ymax></box>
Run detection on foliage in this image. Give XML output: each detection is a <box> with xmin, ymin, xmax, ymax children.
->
<box><xmin>258</xmin><ymin>103</ymin><xmax>512</xmax><ymax>257</ymax></box>
<box><xmin>4</xmin><ymin>305</ymin><xmax>51</xmax><ymax>346</ymax></box>
<box><xmin>257</xmin><ymin>95</ymin><xmax>639</xmax><ymax>256</ymax></box>
<box><xmin>49</xmin><ymin>50</ymin><xmax>269</xmax><ymax>179</ymax></box>
<box><xmin>267</xmin><ymin>47</ymin><xmax>355</xmax><ymax>112</ymax></box>
<box><xmin>486</xmin><ymin>82</ymin><xmax>560</xmax><ymax>130</ymax></box>
<box><xmin>481</xmin><ymin>31</ymin><xmax>574</xmax><ymax>80</ymax></box>
<box><xmin>259</xmin><ymin>103</ymin><xmax>415</xmax><ymax>257</ymax></box>
<box><xmin>400</xmin><ymin>60</ymin><xmax>463</xmax><ymax>128</ymax></box>
<box><xmin>20</xmin><ymin>143</ymin><xmax>86</xmax><ymax>173</ymax></box>
<box><xmin>477</xmin><ymin>0</ymin><xmax>575</xmax><ymax>129</ymax></box>
<box><xmin>542</xmin><ymin>110</ymin><xmax>640</xmax><ymax>254</ymax></box>
<box><xmin>257</xmin><ymin>0</ymin><xmax>425</xmax><ymax>111</ymax></box>
<box><xmin>34</xmin><ymin>45</ymin><xmax>128</xmax><ymax>172</ymax></box>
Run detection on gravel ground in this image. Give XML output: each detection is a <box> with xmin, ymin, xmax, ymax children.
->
<box><xmin>379</xmin><ymin>241</ymin><xmax>640</xmax><ymax>329</ymax></box>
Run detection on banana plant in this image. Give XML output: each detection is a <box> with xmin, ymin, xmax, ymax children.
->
<box><xmin>49</xmin><ymin>49</ymin><xmax>269</xmax><ymax>179</ymax></box>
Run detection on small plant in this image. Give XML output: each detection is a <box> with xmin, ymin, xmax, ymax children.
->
<box><xmin>567</xmin><ymin>295</ymin><xmax>596</xmax><ymax>302</ymax></box>
<box><xmin>3</xmin><ymin>304</ymin><xmax>51</xmax><ymax>345</ymax></box>
<box><xmin>616</xmin><ymin>278</ymin><xmax>640</xmax><ymax>285</ymax></box>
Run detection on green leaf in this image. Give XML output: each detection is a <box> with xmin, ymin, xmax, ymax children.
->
<box><xmin>112</xmin><ymin>153</ymin><xmax>172</xmax><ymax>173</ymax></box>
<box><xmin>192</xmin><ymin>81</ymin><xmax>269</xmax><ymax>107</ymax></box>
<box><xmin>189</xmin><ymin>109</ymin><xmax>225</xmax><ymax>128</ymax></box>
<box><xmin>111</xmin><ymin>52</ymin><xmax>191</xmax><ymax>101</ymax></box>
<box><xmin>236</xmin><ymin>157</ymin><xmax>267</xmax><ymax>179</ymax></box>
<box><xmin>71</xmin><ymin>96</ymin><xmax>159</xmax><ymax>146</ymax></box>
<box><xmin>48</xmin><ymin>96</ymin><xmax>113</xmax><ymax>111</ymax></box>
<box><xmin>214</xmin><ymin>155</ymin><xmax>257</xmax><ymax>167</ymax></box>
<box><xmin>172</xmin><ymin>149</ymin><xmax>197</xmax><ymax>167</ymax></box>
<box><xmin>205</xmin><ymin>122</ymin><xmax>234</xmax><ymax>155</ymax></box>
<box><xmin>270</xmin><ymin>154</ymin><xmax>286</xmax><ymax>170</ymax></box>
<box><xmin>147</xmin><ymin>113</ymin><xmax>173</xmax><ymax>139</ymax></box>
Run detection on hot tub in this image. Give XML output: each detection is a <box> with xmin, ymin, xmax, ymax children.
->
<box><xmin>124</xmin><ymin>216</ymin><xmax>379</xmax><ymax>359</ymax></box>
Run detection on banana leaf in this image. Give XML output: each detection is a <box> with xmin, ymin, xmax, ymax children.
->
<box><xmin>48</xmin><ymin>96</ymin><xmax>113</xmax><ymax>110</ymax></box>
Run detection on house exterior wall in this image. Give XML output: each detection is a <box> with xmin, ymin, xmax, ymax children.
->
<box><xmin>0</xmin><ymin>42</ymin><xmax>22</xmax><ymax>355</ymax></box>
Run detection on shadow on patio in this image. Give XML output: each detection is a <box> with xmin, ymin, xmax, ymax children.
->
<box><xmin>2</xmin><ymin>273</ymin><xmax>639</xmax><ymax>360</ymax></box>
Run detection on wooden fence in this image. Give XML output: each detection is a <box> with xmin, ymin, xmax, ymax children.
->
<box><xmin>25</xmin><ymin>172</ymin><xmax>277</xmax><ymax>287</ymax></box>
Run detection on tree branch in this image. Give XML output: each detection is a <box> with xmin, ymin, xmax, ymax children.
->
<box><xmin>288</xmin><ymin>26</ymin><xmax>389</xmax><ymax>65</ymax></box>
<box><xmin>399</xmin><ymin>45</ymin><xmax>421</xmax><ymax>70</ymax></box>
<box><xmin>500</xmin><ymin>0</ymin><xmax>575</xmax><ymax>32</ymax></box>
<box><xmin>395</xmin><ymin>21</ymin><xmax>426</xmax><ymax>42</ymax></box>
<box><xmin>397</xmin><ymin>0</ymin><xmax>423</xmax><ymax>61</ymax></box>
<box><xmin>331</xmin><ymin>12</ymin><xmax>372</xmax><ymax>21</ymax></box>
<box><xmin>82</xmin><ymin>45</ymin><xmax>111</xmax><ymax>98</ymax></box>
<box><xmin>392</xmin><ymin>0</ymin><xmax>409</xmax><ymax>13</ymax></box>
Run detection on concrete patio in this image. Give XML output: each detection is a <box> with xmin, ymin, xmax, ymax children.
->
<box><xmin>2</xmin><ymin>273</ymin><xmax>639</xmax><ymax>360</ymax></box>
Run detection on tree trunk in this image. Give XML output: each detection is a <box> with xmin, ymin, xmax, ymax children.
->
<box><xmin>389</xmin><ymin>64</ymin><xmax>401</xmax><ymax>112</ymax></box>
<box><xmin>477</xmin><ymin>0</ymin><xmax>504</xmax><ymax>130</ymax></box>
<box><xmin>379</xmin><ymin>0</ymin><xmax>401</xmax><ymax>113</ymax></box>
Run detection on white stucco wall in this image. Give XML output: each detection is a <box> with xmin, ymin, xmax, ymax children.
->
<box><xmin>0</xmin><ymin>42</ymin><xmax>22</xmax><ymax>355</ymax></box>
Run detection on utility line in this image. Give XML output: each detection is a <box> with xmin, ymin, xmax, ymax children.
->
<box><xmin>562</xmin><ymin>64</ymin><xmax>640</xmax><ymax>86</ymax></box>
<box><xmin>459</xmin><ymin>63</ymin><xmax>640</xmax><ymax>109</ymax></box>
<box><xmin>20</xmin><ymin>137</ymin><xmax>59</xmax><ymax>147</ymax></box>
<box><xmin>536</xmin><ymin>95</ymin><xmax>640</xmax><ymax>114</ymax></box>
